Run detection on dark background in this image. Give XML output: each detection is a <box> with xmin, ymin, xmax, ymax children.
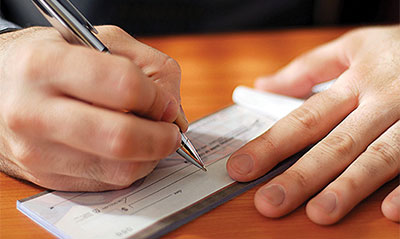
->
<box><xmin>1</xmin><ymin>0</ymin><xmax>399</xmax><ymax>36</ymax></box>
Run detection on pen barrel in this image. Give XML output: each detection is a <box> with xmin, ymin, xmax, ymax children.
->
<box><xmin>32</xmin><ymin>0</ymin><xmax>109</xmax><ymax>52</ymax></box>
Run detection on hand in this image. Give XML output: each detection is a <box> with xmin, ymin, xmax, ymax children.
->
<box><xmin>227</xmin><ymin>25</ymin><xmax>400</xmax><ymax>224</ymax></box>
<box><xmin>0</xmin><ymin>26</ymin><xmax>188</xmax><ymax>191</ymax></box>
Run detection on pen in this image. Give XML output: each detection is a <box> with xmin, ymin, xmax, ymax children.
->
<box><xmin>31</xmin><ymin>0</ymin><xmax>206</xmax><ymax>171</ymax></box>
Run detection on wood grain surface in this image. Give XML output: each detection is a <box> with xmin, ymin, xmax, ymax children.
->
<box><xmin>1</xmin><ymin>27</ymin><xmax>398</xmax><ymax>239</ymax></box>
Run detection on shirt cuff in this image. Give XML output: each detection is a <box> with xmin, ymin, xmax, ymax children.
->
<box><xmin>0</xmin><ymin>18</ymin><xmax>21</xmax><ymax>34</ymax></box>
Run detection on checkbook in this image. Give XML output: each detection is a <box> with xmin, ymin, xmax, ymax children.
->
<box><xmin>17</xmin><ymin>86</ymin><xmax>308</xmax><ymax>239</ymax></box>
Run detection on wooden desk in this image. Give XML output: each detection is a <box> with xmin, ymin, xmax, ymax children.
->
<box><xmin>0</xmin><ymin>27</ymin><xmax>398</xmax><ymax>239</ymax></box>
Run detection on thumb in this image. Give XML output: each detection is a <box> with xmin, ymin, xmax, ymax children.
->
<box><xmin>255</xmin><ymin>39</ymin><xmax>350</xmax><ymax>98</ymax></box>
<box><xmin>381</xmin><ymin>185</ymin><xmax>400</xmax><ymax>222</ymax></box>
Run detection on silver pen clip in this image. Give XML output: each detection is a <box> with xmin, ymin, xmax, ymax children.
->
<box><xmin>59</xmin><ymin>0</ymin><xmax>98</xmax><ymax>34</ymax></box>
<box><xmin>31</xmin><ymin>0</ymin><xmax>108</xmax><ymax>52</ymax></box>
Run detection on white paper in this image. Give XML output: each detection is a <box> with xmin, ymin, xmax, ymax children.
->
<box><xmin>232</xmin><ymin>86</ymin><xmax>303</xmax><ymax>119</ymax></box>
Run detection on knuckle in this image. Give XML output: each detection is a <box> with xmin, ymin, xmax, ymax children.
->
<box><xmin>367</xmin><ymin>141</ymin><xmax>399</xmax><ymax>174</ymax></box>
<box><xmin>4</xmin><ymin>105</ymin><xmax>46</xmax><ymax>133</ymax></box>
<box><xmin>285</xmin><ymin>168</ymin><xmax>309</xmax><ymax>189</ymax></box>
<box><xmin>18</xmin><ymin>43</ymin><xmax>44</xmax><ymax>80</ymax></box>
<box><xmin>12</xmin><ymin>142</ymin><xmax>39</xmax><ymax>168</ymax></box>
<box><xmin>97</xmin><ymin>25</ymin><xmax>130</xmax><ymax>49</ymax></box>
<box><xmin>322</xmin><ymin>131</ymin><xmax>357</xmax><ymax>158</ymax></box>
<box><xmin>147</xmin><ymin>54</ymin><xmax>181</xmax><ymax>80</ymax></box>
<box><xmin>289</xmin><ymin>106</ymin><xmax>320</xmax><ymax>132</ymax></box>
<box><xmin>3</xmin><ymin>107</ymin><xmax>24</xmax><ymax>131</ymax></box>
<box><xmin>117</xmin><ymin>64</ymin><xmax>142</xmax><ymax>108</ymax></box>
<box><xmin>162</xmin><ymin>56</ymin><xmax>181</xmax><ymax>76</ymax></box>
<box><xmin>337</xmin><ymin>176</ymin><xmax>359</xmax><ymax>192</ymax></box>
<box><xmin>102</xmin><ymin>25</ymin><xmax>126</xmax><ymax>36</ymax></box>
<box><xmin>324</xmin><ymin>87</ymin><xmax>358</xmax><ymax>108</ymax></box>
<box><xmin>107</xmin><ymin>124</ymin><xmax>134</xmax><ymax>159</ymax></box>
<box><xmin>18</xmin><ymin>42</ymin><xmax>68</xmax><ymax>83</ymax></box>
<box><xmin>352</xmin><ymin>158</ymin><xmax>380</xmax><ymax>179</ymax></box>
<box><xmin>258</xmin><ymin>131</ymin><xmax>279</xmax><ymax>154</ymax></box>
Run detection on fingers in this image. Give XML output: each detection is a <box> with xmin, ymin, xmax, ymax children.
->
<box><xmin>382</xmin><ymin>185</ymin><xmax>400</xmax><ymax>222</ymax></box>
<box><xmin>255</xmin><ymin>38</ymin><xmax>350</xmax><ymax>98</ymax></box>
<box><xmin>307</xmin><ymin>120</ymin><xmax>400</xmax><ymax>224</ymax></box>
<box><xmin>6</xmin><ymin>96</ymin><xmax>181</xmax><ymax>161</ymax></box>
<box><xmin>18</xmin><ymin>40</ymin><xmax>179</xmax><ymax>122</ymax></box>
<box><xmin>227</xmin><ymin>76</ymin><xmax>358</xmax><ymax>182</ymax></box>
<box><xmin>16</xmin><ymin>25</ymin><xmax>186</xmax><ymax>128</ymax></box>
<box><xmin>252</xmin><ymin>101</ymin><xmax>398</xmax><ymax>221</ymax></box>
<box><xmin>49</xmin><ymin>97</ymin><xmax>181</xmax><ymax>160</ymax></box>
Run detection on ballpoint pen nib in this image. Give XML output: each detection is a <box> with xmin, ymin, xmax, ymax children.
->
<box><xmin>178</xmin><ymin>133</ymin><xmax>207</xmax><ymax>172</ymax></box>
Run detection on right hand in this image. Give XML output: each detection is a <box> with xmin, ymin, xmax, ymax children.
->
<box><xmin>0</xmin><ymin>26</ymin><xmax>186</xmax><ymax>191</ymax></box>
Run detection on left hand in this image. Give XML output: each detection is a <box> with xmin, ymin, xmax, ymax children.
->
<box><xmin>226</xmin><ymin>25</ymin><xmax>400</xmax><ymax>225</ymax></box>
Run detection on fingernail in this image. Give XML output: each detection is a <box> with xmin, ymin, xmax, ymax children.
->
<box><xmin>259</xmin><ymin>184</ymin><xmax>285</xmax><ymax>206</ymax></box>
<box><xmin>161</xmin><ymin>100</ymin><xmax>178</xmax><ymax>122</ymax></box>
<box><xmin>229</xmin><ymin>154</ymin><xmax>253</xmax><ymax>175</ymax></box>
<box><xmin>312</xmin><ymin>192</ymin><xmax>337</xmax><ymax>214</ymax></box>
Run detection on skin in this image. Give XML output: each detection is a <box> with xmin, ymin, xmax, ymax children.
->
<box><xmin>0</xmin><ymin>25</ymin><xmax>188</xmax><ymax>191</ymax></box>
<box><xmin>227</xmin><ymin>25</ymin><xmax>400</xmax><ymax>225</ymax></box>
